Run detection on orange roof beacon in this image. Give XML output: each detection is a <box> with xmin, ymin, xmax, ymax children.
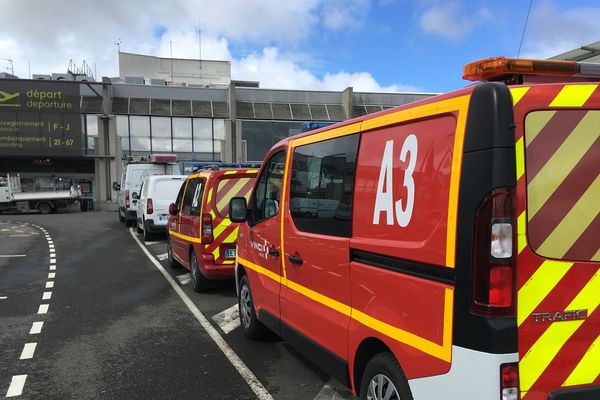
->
<box><xmin>229</xmin><ymin>56</ymin><xmax>600</xmax><ymax>400</ymax></box>
<box><xmin>167</xmin><ymin>168</ymin><xmax>257</xmax><ymax>292</ymax></box>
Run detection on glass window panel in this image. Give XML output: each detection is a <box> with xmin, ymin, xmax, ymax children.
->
<box><xmin>151</xmin><ymin>117</ymin><xmax>171</xmax><ymax>138</ymax></box>
<box><xmin>173</xmin><ymin>139</ymin><xmax>192</xmax><ymax>152</ymax></box>
<box><xmin>130</xmin><ymin>116</ymin><xmax>150</xmax><ymax>137</ymax></box>
<box><xmin>121</xmin><ymin>137</ymin><xmax>130</xmax><ymax>151</ymax></box>
<box><xmin>213</xmin><ymin>141</ymin><xmax>222</xmax><ymax>153</ymax></box>
<box><xmin>116</xmin><ymin>115</ymin><xmax>129</xmax><ymax>138</ymax></box>
<box><xmin>193</xmin><ymin>140</ymin><xmax>213</xmax><ymax>153</ymax></box>
<box><xmin>87</xmin><ymin>136</ymin><xmax>95</xmax><ymax>150</ymax></box>
<box><xmin>173</xmin><ymin>118</ymin><xmax>192</xmax><ymax>138</ymax></box>
<box><xmin>152</xmin><ymin>138</ymin><xmax>172</xmax><ymax>152</ymax></box>
<box><xmin>130</xmin><ymin>136</ymin><xmax>151</xmax><ymax>151</ymax></box>
<box><xmin>86</xmin><ymin>115</ymin><xmax>98</xmax><ymax>136</ymax></box>
<box><xmin>193</xmin><ymin>118</ymin><xmax>212</xmax><ymax>140</ymax></box>
<box><xmin>213</xmin><ymin>119</ymin><xmax>225</xmax><ymax>140</ymax></box>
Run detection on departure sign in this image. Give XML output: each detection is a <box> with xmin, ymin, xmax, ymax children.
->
<box><xmin>0</xmin><ymin>80</ymin><xmax>82</xmax><ymax>156</ymax></box>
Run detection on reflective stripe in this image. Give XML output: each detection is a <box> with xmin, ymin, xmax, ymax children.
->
<box><xmin>562</xmin><ymin>334</ymin><xmax>600</xmax><ymax>387</ymax></box>
<box><xmin>549</xmin><ymin>84</ymin><xmax>597</xmax><ymax>107</ymax></box>
<box><xmin>527</xmin><ymin>111</ymin><xmax>600</xmax><ymax>218</ymax></box>
<box><xmin>237</xmin><ymin>256</ymin><xmax>453</xmax><ymax>362</ymax></box>
<box><xmin>224</xmin><ymin>170</ymin><xmax>237</xmax><ymax>175</ymax></box>
<box><xmin>517</xmin><ymin>260</ymin><xmax>573</xmax><ymax>326</ymax></box>
<box><xmin>524</xmin><ymin>111</ymin><xmax>556</xmax><ymax>147</ymax></box>
<box><xmin>517</xmin><ymin>211</ymin><xmax>527</xmax><ymax>254</ymax></box>
<box><xmin>537</xmin><ymin>175</ymin><xmax>600</xmax><ymax>257</ymax></box>
<box><xmin>516</xmin><ymin>137</ymin><xmax>525</xmax><ymax>180</ymax></box>
<box><xmin>510</xmin><ymin>87</ymin><xmax>530</xmax><ymax>106</ymax></box>
<box><xmin>519</xmin><ymin>270</ymin><xmax>600</xmax><ymax>391</ymax></box>
<box><xmin>168</xmin><ymin>229</ymin><xmax>202</xmax><ymax>244</ymax></box>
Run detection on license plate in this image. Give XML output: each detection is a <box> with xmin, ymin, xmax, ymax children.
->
<box><xmin>225</xmin><ymin>249</ymin><xmax>236</xmax><ymax>259</ymax></box>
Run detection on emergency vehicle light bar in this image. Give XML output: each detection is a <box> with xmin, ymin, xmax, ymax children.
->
<box><xmin>463</xmin><ymin>56</ymin><xmax>600</xmax><ymax>81</ymax></box>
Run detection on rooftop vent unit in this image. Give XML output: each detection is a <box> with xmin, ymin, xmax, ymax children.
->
<box><xmin>51</xmin><ymin>73</ymin><xmax>73</xmax><ymax>81</ymax></box>
<box><xmin>124</xmin><ymin>76</ymin><xmax>145</xmax><ymax>85</ymax></box>
<box><xmin>32</xmin><ymin>74</ymin><xmax>51</xmax><ymax>80</ymax></box>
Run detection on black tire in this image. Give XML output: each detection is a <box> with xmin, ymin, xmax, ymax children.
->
<box><xmin>359</xmin><ymin>353</ymin><xmax>412</xmax><ymax>400</ymax></box>
<box><xmin>190</xmin><ymin>251</ymin><xmax>210</xmax><ymax>292</ymax></box>
<box><xmin>37</xmin><ymin>202</ymin><xmax>52</xmax><ymax>215</ymax></box>
<box><xmin>142</xmin><ymin>219</ymin><xmax>151</xmax><ymax>241</ymax></box>
<box><xmin>125</xmin><ymin>219</ymin><xmax>135</xmax><ymax>227</ymax></box>
<box><xmin>119</xmin><ymin>211</ymin><xmax>125</xmax><ymax>223</ymax></box>
<box><xmin>136</xmin><ymin>219</ymin><xmax>143</xmax><ymax>234</ymax></box>
<box><xmin>166</xmin><ymin>239</ymin><xmax>180</xmax><ymax>268</ymax></box>
<box><xmin>238</xmin><ymin>274</ymin><xmax>266</xmax><ymax>339</ymax></box>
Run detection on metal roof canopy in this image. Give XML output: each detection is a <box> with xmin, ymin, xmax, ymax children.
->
<box><xmin>550</xmin><ymin>41</ymin><xmax>600</xmax><ymax>63</ymax></box>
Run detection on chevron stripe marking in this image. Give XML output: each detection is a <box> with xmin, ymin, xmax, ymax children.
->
<box><xmin>510</xmin><ymin>87</ymin><xmax>530</xmax><ymax>106</ymax></box>
<box><xmin>549</xmin><ymin>84</ymin><xmax>597</xmax><ymax>107</ymax></box>
<box><xmin>562</xmin><ymin>334</ymin><xmax>600</xmax><ymax>387</ymax></box>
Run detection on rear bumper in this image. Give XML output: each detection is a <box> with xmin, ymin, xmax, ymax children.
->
<box><xmin>145</xmin><ymin>219</ymin><xmax>167</xmax><ymax>234</ymax></box>
<box><xmin>548</xmin><ymin>386</ymin><xmax>600</xmax><ymax>400</ymax></box>
<box><xmin>198</xmin><ymin>253</ymin><xmax>235</xmax><ymax>280</ymax></box>
<box><xmin>125</xmin><ymin>209</ymin><xmax>137</xmax><ymax>222</ymax></box>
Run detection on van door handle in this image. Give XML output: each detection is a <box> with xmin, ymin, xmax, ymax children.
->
<box><xmin>268</xmin><ymin>247</ymin><xmax>279</xmax><ymax>258</ymax></box>
<box><xmin>288</xmin><ymin>254</ymin><xmax>303</xmax><ymax>265</ymax></box>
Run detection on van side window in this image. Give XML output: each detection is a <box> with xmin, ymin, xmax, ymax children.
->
<box><xmin>182</xmin><ymin>179</ymin><xmax>203</xmax><ymax>216</ymax></box>
<box><xmin>250</xmin><ymin>150</ymin><xmax>286</xmax><ymax>225</ymax></box>
<box><xmin>289</xmin><ymin>134</ymin><xmax>359</xmax><ymax>237</ymax></box>
<box><xmin>174</xmin><ymin>181</ymin><xmax>186</xmax><ymax>212</ymax></box>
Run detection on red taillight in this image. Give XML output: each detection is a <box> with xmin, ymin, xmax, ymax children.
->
<box><xmin>202</xmin><ymin>213</ymin><xmax>213</xmax><ymax>243</ymax></box>
<box><xmin>125</xmin><ymin>190</ymin><xmax>130</xmax><ymax>209</ymax></box>
<box><xmin>471</xmin><ymin>188</ymin><xmax>516</xmax><ymax>317</ymax></box>
<box><xmin>147</xmin><ymin>198</ymin><xmax>153</xmax><ymax>215</ymax></box>
<box><xmin>500</xmin><ymin>363</ymin><xmax>520</xmax><ymax>400</ymax></box>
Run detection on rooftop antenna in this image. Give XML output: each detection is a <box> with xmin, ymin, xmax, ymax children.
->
<box><xmin>198</xmin><ymin>27</ymin><xmax>203</xmax><ymax>84</ymax></box>
<box><xmin>517</xmin><ymin>0</ymin><xmax>533</xmax><ymax>57</ymax></box>
<box><xmin>114</xmin><ymin>38</ymin><xmax>122</xmax><ymax>53</ymax></box>
<box><xmin>0</xmin><ymin>58</ymin><xmax>14</xmax><ymax>75</ymax></box>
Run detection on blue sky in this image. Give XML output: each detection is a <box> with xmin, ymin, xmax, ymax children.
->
<box><xmin>1</xmin><ymin>0</ymin><xmax>599</xmax><ymax>93</ymax></box>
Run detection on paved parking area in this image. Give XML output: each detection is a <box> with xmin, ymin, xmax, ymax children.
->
<box><xmin>0</xmin><ymin>212</ymin><xmax>353</xmax><ymax>399</ymax></box>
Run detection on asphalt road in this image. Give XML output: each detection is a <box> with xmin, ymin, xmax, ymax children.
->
<box><xmin>0</xmin><ymin>212</ymin><xmax>354</xmax><ymax>400</ymax></box>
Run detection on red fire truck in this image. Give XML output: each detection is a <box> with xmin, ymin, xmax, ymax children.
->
<box><xmin>229</xmin><ymin>57</ymin><xmax>600</xmax><ymax>400</ymax></box>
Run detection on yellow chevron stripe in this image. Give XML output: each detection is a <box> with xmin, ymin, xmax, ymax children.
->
<box><xmin>216</xmin><ymin>178</ymin><xmax>251</xmax><ymax>213</ymax></box>
<box><xmin>237</xmin><ymin>257</ymin><xmax>454</xmax><ymax>362</ymax></box>
<box><xmin>525</xmin><ymin>111</ymin><xmax>556</xmax><ymax>147</ymax></box>
<box><xmin>520</xmin><ymin>270</ymin><xmax>600</xmax><ymax>391</ymax></box>
<box><xmin>594</xmin><ymin>247</ymin><xmax>600</xmax><ymax>262</ymax></box>
<box><xmin>517</xmin><ymin>260</ymin><xmax>573</xmax><ymax>326</ymax></box>
<box><xmin>516</xmin><ymin>137</ymin><xmax>525</xmax><ymax>180</ymax></box>
<box><xmin>527</xmin><ymin>111</ymin><xmax>600</xmax><ymax>219</ymax></box>
<box><xmin>549</xmin><ymin>84</ymin><xmax>597</xmax><ymax>107</ymax></box>
<box><xmin>207</xmin><ymin>188</ymin><xmax>213</xmax><ymax>203</ymax></box>
<box><xmin>518</xmin><ymin>211</ymin><xmax>527</xmax><ymax>254</ymax></box>
<box><xmin>224</xmin><ymin>170</ymin><xmax>237</xmax><ymax>175</ymax></box>
<box><xmin>223</xmin><ymin>226</ymin><xmax>239</xmax><ymax>244</ymax></box>
<box><xmin>562</xmin><ymin>334</ymin><xmax>600</xmax><ymax>387</ymax></box>
<box><xmin>510</xmin><ymin>87</ymin><xmax>530</xmax><ymax>106</ymax></box>
<box><xmin>537</xmin><ymin>175</ymin><xmax>600</xmax><ymax>258</ymax></box>
<box><xmin>212</xmin><ymin>219</ymin><xmax>231</xmax><ymax>239</ymax></box>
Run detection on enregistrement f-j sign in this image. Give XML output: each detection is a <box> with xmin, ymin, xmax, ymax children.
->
<box><xmin>0</xmin><ymin>80</ymin><xmax>83</xmax><ymax>156</ymax></box>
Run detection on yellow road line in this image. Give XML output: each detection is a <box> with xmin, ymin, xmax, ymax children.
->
<box><xmin>537</xmin><ymin>175</ymin><xmax>600</xmax><ymax>258</ymax></box>
<box><xmin>549</xmin><ymin>84</ymin><xmax>597</xmax><ymax>107</ymax></box>
<box><xmin>517</xmin><ymin>260</ymin><xmax>573</xmax><ymax>326</ymax></box>
<box><xmin>527</xmin><ymin>111</ymin><xmax>600</xmax><ymax>219</ymax></box>
<box><xmin>562</xmin><ymin>334</ymin><xmax>600</xmax><ymax>387</ymax></box>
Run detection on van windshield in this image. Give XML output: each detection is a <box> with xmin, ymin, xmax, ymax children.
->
<box><xmin>129</xmin><ymin>164</ymin><xmax>179</xmax><ymax>190</ymax></box>
<box><xmin>524</xmin><ymin>109</ymin><xmax>600</xmax><ymax>262</ymax></box>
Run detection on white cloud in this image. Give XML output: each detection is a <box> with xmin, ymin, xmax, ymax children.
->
<box><xmin>519</xmin><ymin>0</ymin><xmax>600</xmax><ymax>59</ymax></box>
<box><xmin>418</xmin><ymin>2</ymin><xmax>473</xmax><ymax>42</ymax></box>
<box><xmin>320</xmin><ymin>0</ymin><xmax>370</xmax><ymax>30</ymax></box>
<box><xmin>232</xmin><ymin>47</ymin><xmax>420</xmax><ymax>92</ymax></box>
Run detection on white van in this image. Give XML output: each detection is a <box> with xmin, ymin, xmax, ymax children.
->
<box><xmin>113</xmin><ymin>155</ymin><xmax>180</xmax><ymax>227</ymax></box>
<box><xmin>136</xmin><ymin>175</ymin><xmax>186</xmax><ymax>240</ymax></box>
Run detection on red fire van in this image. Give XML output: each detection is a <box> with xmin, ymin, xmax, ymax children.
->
<box><xmin>229</xmin><ymin>57</ymin><xmax>600</xmax><ymax>399</ymax></box>
<box><xmin>167</xmin><ymin>168</ymin><xmax>257</xmax><ymax>292</ymax></box>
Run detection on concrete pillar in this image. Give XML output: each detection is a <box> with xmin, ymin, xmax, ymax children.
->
<box><xmin>342</xmin><ymin>86</ymin><xmax>354</xmax><ymax>120</ymax></box>
<box><xmin>226</xmin><ymin>82</ymin><xmax>239</xmax><ymax>162</ymax></box>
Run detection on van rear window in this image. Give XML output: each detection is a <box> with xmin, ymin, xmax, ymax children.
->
<box><xmin>215</xmin><ymin>176</ymin><xmax>254</xmax><ymax>218</ymax></box>
<box><xmin>525</xmin><ymin>110</ymin><xmax>600</xmax><ymax>262</ymax></box>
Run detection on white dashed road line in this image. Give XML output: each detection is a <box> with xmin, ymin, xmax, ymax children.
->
<box><xmin>156</xmin><ymin>253</ymin><xmax>168</xmax><ymax>261</ymax></box>
<box><xmin>42</xmin><ymin>292</ymin><xmax>52</xmax><ymax>300</ymax></box>
<box><xmin>0</xmin><ymin>255</ymin><xmax>26</xmax><ymax>258</ymax></box>
<box><xmin>176</xmin><ymin>273</ymin><xmax>191</xmax><ymax>286</ymax></box>
<box><xmin>6</xmin><ymin>375</ymin><xmax>27</xmax><ymax>397</ymax></box>
<box><xmin>49</xmin><ymin>265</ymin><xmax>56</xmax><ymax>271</ymax></box>
<box><xmin>212</xmin><ymin>304</ymin><xmax>241</xmax><ymax>334</ymax></box>
<box><xmin>38</xmin><ymin>304</ymin><xmax>49</xmax><ymax>314</ymax></box>
<box><xmin>0</xmin><ymin>296</ymin><xmax>7</xmax><ymax>300</ymax></box>
<box><xmin>29</xmin><ymin>322</ymin><xmax>44</xmax><ymax>335</ymax></box>
<box><xmin>45</xmin><ymin>281</ymin><xmax>54</xmax><ymax>289</ymax></box>
<box><xmin>313</xmin><ymin>377</ymin><xmax>355</xmax><ymax>400</ymax></box>
<box><xmin>19</xmin><ymin>343</ymin><xmax>37</xmax><ymax>360</ymax></box>
<box><xmin>129</xmin><ymin>228</ymin><xmax>274</xmax><ymax>400</ymax></box>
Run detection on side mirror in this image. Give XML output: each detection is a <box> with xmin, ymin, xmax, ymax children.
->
<box><xmin>112</xmin><ymin>182</ymin><xmax>120</xmax><ymax>191</ymax></box>
<box><xmin>131</xmin><ymin>192</ymin><xmax>139</xmax><ymax>200</ymax></box>
<box><xmin>229</xmin><ymin>197</ymin><xmax>248</xmax><ymax>223</ymax></box>
<box><xmin>169</xmin><ymin>203</ymin><xmax>178</xmax><ymax>216</ymax></box>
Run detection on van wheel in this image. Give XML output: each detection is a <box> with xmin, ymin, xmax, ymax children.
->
<box><xmin>136</xmin><ymin>219</ymin><xmax>143</xmax><ymax>234</ymax></box>
<box><xmin>359</xmin><ymin>353</ymin><xmax>412</xmax><ymax>400</ymax></box>
<box><xmin>239</xmin><ymin>274</ymin><xmax>266</xmax><ymax>339</ymax></box>
<box><xmin>37</xmin><ymin>202</ymin><xmax>52</xmax><ymax>215</ymax></box>
<box><xmin>125</xmin><ymin>219</ymin><xmax>135</xmax><ymax>228</ymax></box>
<box><xmin>167</xmin><ymin>239</ymin><xmax>180</xmax><ymax>268</ymax></box>
<box><xmin>190</xmin><ymin>251</ymin><xmax>210</xmax><ymax>292</ymax></box>
<box><xmin>119</xmin><ymin>211</ymin><xmax>125</xmax><ymax>223</ymax></box>
<box><xmin>142</xmin><ymin>219</ymin><xmax>151</xmax><ymax>241</ymax></box>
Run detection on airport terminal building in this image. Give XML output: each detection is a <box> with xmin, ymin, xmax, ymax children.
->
<box><xmin>0</xmin><ymin>52</ymin><xmax>434</xmax><ymax>210</ymax></box>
